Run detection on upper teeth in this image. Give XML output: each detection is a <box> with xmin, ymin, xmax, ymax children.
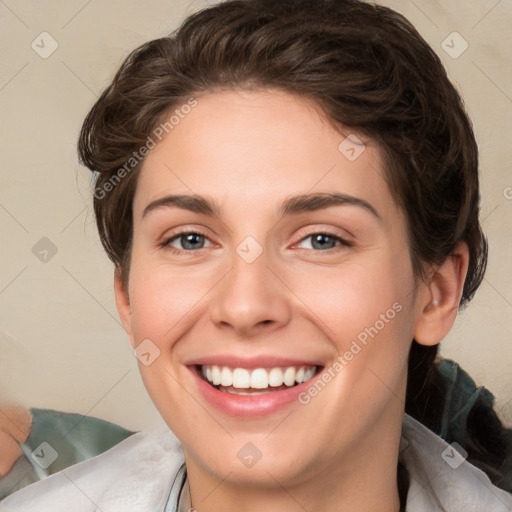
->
<box><xmin>201</xmin><ymin>365</ymin><xmax>316</xmax><ymax>389</ymax></box>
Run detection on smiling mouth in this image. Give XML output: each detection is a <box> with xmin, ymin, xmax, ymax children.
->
<box><xmin>195</xmin><ymin>364</ymin><xmax>322</xmax><ymax>395</ymax></box>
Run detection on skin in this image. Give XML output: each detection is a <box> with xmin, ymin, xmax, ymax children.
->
<box><xmin>114</xmin><ymin>88</ymin><xmax>469</xmax><ymax>512</ymax></box>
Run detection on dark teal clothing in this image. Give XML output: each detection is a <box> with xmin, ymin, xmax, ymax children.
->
<box><xmin>438</xmin><ymin>359</ymin><xmax>495</xmax><ymax>441</ymax></box>
<box><xmin>437</xmin><ymin>359</ymin><xmax>512</xmax><ymax>492</ymax></box>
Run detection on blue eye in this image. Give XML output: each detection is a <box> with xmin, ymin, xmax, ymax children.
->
<box><xmin>298</xmin><ymin>233</ymin><xmax>350</xmax><ymax>251</ymax></box>
<box><xmin>163</xmin><ymin>232</ymin><xmax>212</xmax><ymax>251</ymax></box>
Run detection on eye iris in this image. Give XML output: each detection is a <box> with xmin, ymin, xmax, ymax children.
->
<box><xmin>312</xmin><ymin>234</ymin><xmax>336</xmax><ymax>250</ymax></box>
<box><xmin>181</xmin><ymin>233</ymin><xmax>204</xmax><ymax>250</ymax></box>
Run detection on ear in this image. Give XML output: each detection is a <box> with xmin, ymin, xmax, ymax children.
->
<box><xmin>413</xmin><ymin>242</ymin><xmax>469</xmax><ymax>346</ymax></box>
<box><xmin>114</xmin><ymin>268</ymin><xmax>133</xmax><ymax>342</ymax></box>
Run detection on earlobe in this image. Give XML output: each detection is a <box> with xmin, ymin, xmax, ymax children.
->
<box><xmin>413</xmin><ymin>242</ymin><xmax>469</xmax><ymax>346</ymax></box>
<box><xmin>113</xmin><ymin>268</ymin><xmax>133</xmax><ymax>338</ymax></box>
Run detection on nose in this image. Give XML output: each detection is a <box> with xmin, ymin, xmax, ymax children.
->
<box><xmin>209</xmin><ymin>248</ymin><xmax>292</xmax><ymax>338</ymax></box>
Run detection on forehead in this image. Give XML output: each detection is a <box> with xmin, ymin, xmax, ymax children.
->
<box><xmin>133</xmin><ymin>88</ymin><xmax>398</xmax><ymax>222</ymax></box>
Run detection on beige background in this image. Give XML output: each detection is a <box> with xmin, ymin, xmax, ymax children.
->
<box><xmin>0</xmin><ymin>0</ymin><xmax>511</xmax><ymax>432</ymax></box>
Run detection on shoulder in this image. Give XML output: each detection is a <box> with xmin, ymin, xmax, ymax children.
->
<box><xmin>0</xmin><ymin>429</ymin><xmax>185</xmax><ymax>512</ymax></box>
<box><xmin>401</xmin><ymin>413</ymin><xmax>512</xmax><ymax>511</ymax></box>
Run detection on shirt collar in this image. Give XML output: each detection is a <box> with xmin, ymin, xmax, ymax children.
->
<box><xmin>164</xmin><ymin>463</ymin><xmax>187</xmax><ymax>512</ymax></box>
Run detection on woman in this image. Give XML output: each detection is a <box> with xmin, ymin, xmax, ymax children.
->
<box><xmin>2</xmin><ymin>0</ymin><xmax>511</xmax><ymax>510</ymax></box>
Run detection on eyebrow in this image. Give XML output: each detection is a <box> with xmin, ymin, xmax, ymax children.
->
<box><xmin>142</xmin><ymin>192</ymin><xmax>381</xmax><ymax>222</ymax></box>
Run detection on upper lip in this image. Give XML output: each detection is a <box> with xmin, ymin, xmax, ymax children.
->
<box><xmin>185</xmin><ymin>355</ymin><xmax>324</xmax><ymax>369</ymax></box>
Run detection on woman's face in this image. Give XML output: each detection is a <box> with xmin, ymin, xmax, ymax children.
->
<box><xmin>117</xmin><ymin>88</ymin><xmax>426</xmax><ymax>488</ymax></box>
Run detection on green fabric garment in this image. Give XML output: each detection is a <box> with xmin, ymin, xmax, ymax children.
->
<box><xmin>437</xmin><ymin>359</ymin><xmax>512</xmax><ymax>492</ymax></box>
<box><xmin>0</xmin><ymin>408</ymin><xmax>134</xmax><ymax>499</ymax></box>
<box><xmin>438</xmin><ymin>359</ymin><xmax>494</xmax><ymax>440</ymax></box>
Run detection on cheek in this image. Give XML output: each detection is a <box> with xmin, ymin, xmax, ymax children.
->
<box><xmin>290</xmin><ymin>262</ymin><xmax>414</xmax><ymax>430</ymax></box>
<box><xmin>286</xmin><ymin>249</ymin><xmax>416</xmax><ymax>413</ymax></box>
<box><xmin>127</xmin><ymin>260</ymin><xmax>212</xmax><ymax>344</ymax></box>
<box><xmin>287</xmin><ymin>252</ymin><xmax>413</xmax><ymax>346</ymax></box>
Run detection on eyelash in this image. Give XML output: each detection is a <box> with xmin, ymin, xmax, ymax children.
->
<box><xmin>160</xmin><ymin>228</ymin><xmax>352</xmax><ymax>254</ymax></box>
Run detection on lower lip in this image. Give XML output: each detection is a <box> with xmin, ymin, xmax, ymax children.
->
<box><xmin>189</xmin><ymin>366</ymin><xmax>319</xmax><ymax>418</ymax></box>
